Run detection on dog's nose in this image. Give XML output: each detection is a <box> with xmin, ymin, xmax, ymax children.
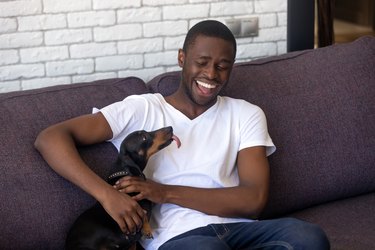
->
<box><xmin>163</xmin><ymin>126</ymin><xmax>173</xmax><ymax>134</ymax></box>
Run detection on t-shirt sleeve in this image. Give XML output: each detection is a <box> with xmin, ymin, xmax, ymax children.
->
<box><xmin>94</xmin><ymin>95</ymin><xmax>148</xmax><ymax>149</ymax></box>
<box><xmin>239</xmin><ymin>101</ymin><xmax>276</xmax><ymax>156</ymax></box>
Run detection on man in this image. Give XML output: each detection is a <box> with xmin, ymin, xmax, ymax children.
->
<box><xmin>35</xmin><ymin>20</ymin><xmax>329</xmax><ymax>249</ymax></box>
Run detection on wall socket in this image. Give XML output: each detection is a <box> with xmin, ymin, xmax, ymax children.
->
<box><xmin>225</xmin><ymin>17</ymin><xmax>259</xmax><ymax>38</ymax></box>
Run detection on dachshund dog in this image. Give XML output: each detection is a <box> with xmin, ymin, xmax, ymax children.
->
<box><xmin>66</xmin><ymin>126</ymin><xmax>181</xmax><ymax>250</ymax></box>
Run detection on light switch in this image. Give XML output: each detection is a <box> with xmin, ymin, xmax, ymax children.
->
<box><xmin>225</xmin><ymin>18</ymin><xmax>259</xmax><ymax>38</ymax></box>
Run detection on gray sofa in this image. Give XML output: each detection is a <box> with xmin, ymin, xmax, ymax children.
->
<box><xmin>1</xmin><ymin>36</ymin><xmax>374</xmax><ymax>250</ymax></box>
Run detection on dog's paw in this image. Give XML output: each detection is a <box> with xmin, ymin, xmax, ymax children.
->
<box><xmin>142</xmin><ymin>230</ymin><xmax>154</xmax><ymax>239</ymax></box>
<box><xmin>142</xmin><ymin>218</ymin><xmax>153</xmax><ymax>239</ymax></box>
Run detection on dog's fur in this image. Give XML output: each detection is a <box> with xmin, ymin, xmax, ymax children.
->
<box><xmin>66</xmin><ymin>126</ymin><xmax>178</xmax><ymax>250</ymax></box>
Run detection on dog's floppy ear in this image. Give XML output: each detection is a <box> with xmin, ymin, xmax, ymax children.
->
<box><xmin>117</xmin><ymin>154</ymin><xmax>143</xmax><ymax>176</ymax></box>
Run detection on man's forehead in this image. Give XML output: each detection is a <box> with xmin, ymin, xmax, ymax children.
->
<box><xmin>187</xmin><ymin>35</ymin><xmax>235</xmax><ymax>59</ymax></box>
<box><xmin>192</xmin><ymin>34</ymin><xmax>231</xmax><ymax>45</ymax></box>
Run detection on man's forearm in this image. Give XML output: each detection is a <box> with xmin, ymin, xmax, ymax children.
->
<box><xmin>163</xmin><ymin>184</ymin><xmax>268</xmax><ymax>219</ymax></box>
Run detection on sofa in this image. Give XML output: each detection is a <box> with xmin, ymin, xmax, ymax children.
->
<box><xmin>1</xmin><ymin>36</ymin><xmax>374</xmax><ymax>250</ymax></box>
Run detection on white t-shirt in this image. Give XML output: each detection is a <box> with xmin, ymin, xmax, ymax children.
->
<box><xmin>99</xmin><ymin>93</ymin><xmax>276</xmax><ymax>250</ymax></box>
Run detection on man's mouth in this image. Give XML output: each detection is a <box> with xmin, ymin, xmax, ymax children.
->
<box><xmin>195</xmin><ymin>80</ymin><xmax>218</xmax><ymax>96</ymax></box>
<box><xmin>196</xmin><ymin>80</ymin><xmax>216</xmax><ymax>89</ymax></box>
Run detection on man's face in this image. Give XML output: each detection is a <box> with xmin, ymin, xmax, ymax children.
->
<box><xmin>178</xmin><ymin>35</ymin><xmax>235</xmax><ymax>107</ymax></box>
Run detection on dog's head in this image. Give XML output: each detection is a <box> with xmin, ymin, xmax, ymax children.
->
<box><xmin>118</xmin><ymin>126</ymin><xmax>180</xmax><ymax>174</ymax></box>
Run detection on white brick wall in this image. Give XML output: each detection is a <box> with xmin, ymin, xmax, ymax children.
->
<box><xmin>0</xmin><ymin>0</ymin><xmax>287</xmax><ymax>93</ymax></box>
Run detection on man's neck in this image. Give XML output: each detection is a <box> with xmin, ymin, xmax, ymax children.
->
<box><xmin>164</xmin><ymin>91</ymin><xmax>217</xmax><ymax>120</ymax></box>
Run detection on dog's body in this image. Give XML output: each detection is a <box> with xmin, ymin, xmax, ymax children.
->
<box><xmin>66</xmin><ymin>126</ymin><xmax>180</xmax><ymax>250</ymax></box>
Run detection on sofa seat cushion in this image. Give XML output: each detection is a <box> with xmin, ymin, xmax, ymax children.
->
<box><xmin>288</xmin><ymin>192</ymin><xmax>375</xmax><ymax>250</ymax></box>
<box><xmin>0</xmin><ymin>77</ymin><xmax>148</xmax><ymax>249</ymax></box>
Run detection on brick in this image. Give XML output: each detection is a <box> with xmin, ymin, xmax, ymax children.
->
<box><xmin>277</xmin><ymin>12</ymin><xmax>287</xmax><ymax>26</ymax></box>
<box><xmin>143</xmin><ymin>0</ymin><xmax>187</xmax><ymax>6</ymax></box>
<box><xmin>143</xmin><ymin>21</ymin><xmax>187</xmax><ymax>37</ymax></box>
<box><xmin>211</xmin><ymin>1</ymin><xmax>253</xmax><ymax>16</ymax></box>
<box><xmin>165</xmin><ymin>65</ymin><xmax>180</xmax><ymax>72</ymax></box>
<box><xmin>255</xmin><ymin>0</ymin><xmax>287</xmax><ymax>13</ymax></box>
<box><xmin>0</xmin><ymin>63</ymin><xmax>44</xmax><ymax>81</ymax></box>
<box><xmin>94</xmin><ymin>24</ymin><xmax>142</xmax><ymax>42</ymax></box>
<box><xmin>68</xmin><ymin>11</ymin><xmax>116</xmax><ymax>28</ymax></box>
<box><xmin>0</xmin><ymin>0</ymin><xmax>41</xmax><ymax>17</ymax></box>
<box><xmin>0</xmin><ymin>50</ymin><xmax>19</xmax><ymax>66</ymax></box>
<box><xmin>119</xmin><ymin>67</ymin><xmax>164</xmax><ymax>82</ymax></box>
<box><xmin>46</xmin><ymin>59</ymin><xmax>94</xmax><ymax>76</ymax></box>
<box><xmin>70</xmin><ymin>42</ymin><xmax>117</xmax><ymax>58</ymax></box>
<box><xmin>237</xmin><ymin>42</ymin><xmax>277</xmax><ymax>59</ymax></box>
<box><xmin>95</xmin><ymin>55</ymin><xmax>143</xmax><ymax>71</ymax></box>
<box><xmin>0</xmin><ymin>80</ymin><xmax>21</xmax><ymax>93</ymax></box>
<box><xmin>277</xmin><ymin>41</ymin><xmax>287</xmax><ymax>54</ymax></box>
<box><xmin>163</xmin><ymin>4</ymin><xmax>209</xmax><ymax>20</ymax></box>
<box><xmin>43</xmin><ymin>0</ymin><xmax>91</xmax><ymax>13</ymax></box>
<box><xmin>118</xmin><ymin>38</ymin><xmax>163</xmax><ymax>54</ymax></box>
<box><xmin>0</xmin><ymin>32</ymin><xmax>43</xmax><ymax>49</ymax></box>
<box><xmin>22</xmin><ymin>76</ymin><xmax>71</xmax><ymax>90</ymax></box>
<box><xmin>18</xmin><ymin>14</ymin><xmax>66</xmax><ymax>31</ymax></box>
<box><xmin>93</xmin><ymin>0</ymin><xmax>141</xmax><ymax>10</ymax></box>
<box><xmin>20</xmin><ymin>46</ymin><xmax>69</xmax><ymax>63</ymax></box>
<box><xmin>189</xmin><ymin>0</ymin><xmax>212</xmax><ymax>2</ymax></box>
<box><xmin>164</xmin><ymin>36</ymin><xmax>184</xmax><ymax>50</ymax></box>
<box><xmin>117</xmin><ymin>7</ymin><xmax>161</xmax><ymax>23</ymax></box>
<box><xmin>0</xmin><ymin>18</ymin><xmax>17</xmax><ymax>34</ymax></box>
<box><xmin>45</xmin><ymin>29</ymin><xmax>92</xmax><ymax>45</ymax></box>
<box><xmin>253</xmin><ymin>27</ymin><xmax>286</xmax><ymax>42</ymax></box>
<box><xmin>72</xmin><ymin>72</ymin><xmax>117</xmax><ymax>83</ymax></box>
<box><xmin>144</xmin><ymin>51</ymin><xmax>177</xmax><ymax>67</ymax></box>
<box><xmin>259</xmin><ymin>14</ymin><xmax>277</xmax><ymax>28</ymax></box>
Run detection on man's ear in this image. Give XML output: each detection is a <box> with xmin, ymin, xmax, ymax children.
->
<box><xmin>178</xmin><ymin>49</ymin><xmax>185</xmax><ymax>68</ymax></box>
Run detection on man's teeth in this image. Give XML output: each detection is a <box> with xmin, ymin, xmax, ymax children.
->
<box><xmin>196</xmin><ymin>80</ymin><xmax>216</xmax><ymax>89</ymax></box>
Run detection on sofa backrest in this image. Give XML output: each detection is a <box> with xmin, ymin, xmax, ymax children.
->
<box><xmin>147</xmin><ymin>36</ymin><xmax>375</xmax><ymax>218</ymax></box>
<box><xmin>0</xmin><ymin>77</ymin><xmax>148</xmax><ymax>249</ymax></box>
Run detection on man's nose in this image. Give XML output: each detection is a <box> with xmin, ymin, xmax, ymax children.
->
<box><xmin>204</xmin><ymin>64</ymin><xmax>217</xmax><ymax>79</ymax></box>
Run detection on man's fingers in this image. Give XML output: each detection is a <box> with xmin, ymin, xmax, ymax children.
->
<box><xmin>117</xmin><ymin>203</ymin><xmax>146</xmax><ymax>234</ymax></box>
<box><xmin>131</xmin><ymin>192</ymin><xmax>145</xmax><ymax>201</ymax></box>
<box><xmin>115</xmin><ymin>216</ymin><xmax>129</xmax><ymax>234</ymax></box>
<box><xmin>124</xmin><ymin>215</ymin><xmax>137</xmax><ymax>234</ymax></box>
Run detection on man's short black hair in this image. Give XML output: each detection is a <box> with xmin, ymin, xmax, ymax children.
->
<box><xmin>182</xmin><ymin>20</ymin><xmax>237</xmax><ymax>58</ymax></box>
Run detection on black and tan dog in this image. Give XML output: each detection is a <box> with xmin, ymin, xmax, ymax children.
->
<box><xmin>66</xmin><ymin>126</ymin><xmax>181</xmax><ymax>250</ymax></box>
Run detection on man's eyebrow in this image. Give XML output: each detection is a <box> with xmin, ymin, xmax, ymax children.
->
<box><xmin>221</xmin><ymin>58</ymin><xmax>234</xmax><ymax>64</ymax></box>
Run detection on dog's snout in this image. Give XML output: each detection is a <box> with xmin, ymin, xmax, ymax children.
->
<box><xmin>163</xmin><ymin>126</ymin><xmax>173</xmax><ymax>133</ymax></box>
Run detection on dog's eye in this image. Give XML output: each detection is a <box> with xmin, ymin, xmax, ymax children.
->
<box><xmin>142</xmin><ymin>135</ymin><xmax>147</xmax><ymax>141</ymax></box>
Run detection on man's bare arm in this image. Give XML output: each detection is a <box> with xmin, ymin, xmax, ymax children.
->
<box><xmin>34</xmin><ymin>113</ymin><xmax>146</xmax><ymax>233</ymax></box>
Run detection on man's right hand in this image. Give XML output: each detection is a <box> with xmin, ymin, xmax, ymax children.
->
<box><xmin>100</xmin><ymin>187</ymin><xmax>146</xmax><ymax>235</ymax></box>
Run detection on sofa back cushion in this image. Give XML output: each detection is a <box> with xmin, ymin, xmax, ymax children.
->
<box><xmin>0</xmin><ymin>78</ymin><xmax>147</xmax><ymax>249</ymax></box>
<box><xmin>147</xmin><ymin>36</ymin><xmax>375</xmax><ymax>218</ymax></box>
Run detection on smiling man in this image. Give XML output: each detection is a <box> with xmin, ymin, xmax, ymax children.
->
<box><xmin>35</xmin><ymin>20</ymin><xmax>330</xmax><ymax>249</ymax></box>
<box><xmin>170</xmin><ymin>28</ymin><xmax>236</xmax><ymax>116</ymax></box>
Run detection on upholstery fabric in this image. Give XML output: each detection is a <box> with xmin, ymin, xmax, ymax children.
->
<box><xmin>289</xmin><ymin>192</ymin><xmax>375</xmax><ymax>250</ymax></box>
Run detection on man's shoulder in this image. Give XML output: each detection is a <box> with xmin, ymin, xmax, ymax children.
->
<box><xmin>219</xmin><ymin>96</ymin><xmax>261</xmax><ymax>111</ymax></box>
<box><xmin>123</xmin><ymin>93</ymin><xmax>163</xmax><ymax>104</ymax></box>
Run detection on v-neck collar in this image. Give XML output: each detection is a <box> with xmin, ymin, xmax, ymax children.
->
<box><xmin>155</xmin><ymin>93</ymin><xmax>220</xmax><ymax>123</ymax></box>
